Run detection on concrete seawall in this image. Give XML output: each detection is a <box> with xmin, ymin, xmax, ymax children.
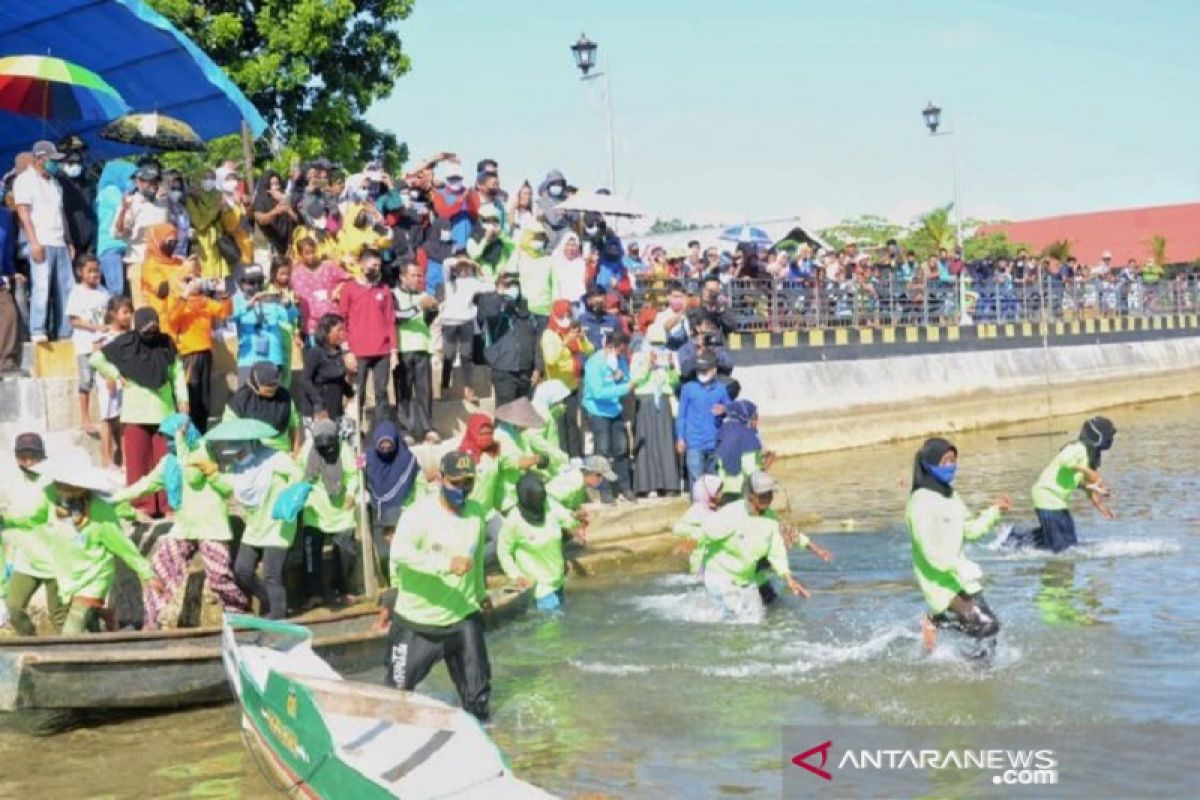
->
<box><xmin>741</xmin><ymin>336</ymin><xmax>1200</xmax><ymax>455</ymax></box>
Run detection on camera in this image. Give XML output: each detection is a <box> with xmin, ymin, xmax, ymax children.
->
<box><xmin>702</xmin><ymin>333</ymin><xmax>719</xmax><ymax>348</ymax></box>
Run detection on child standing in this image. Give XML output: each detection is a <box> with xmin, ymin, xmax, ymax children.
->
<box><xmin>96</xmin><ymin>296</ymin><xmax>133</xmax><ymax>471</ymax></box>
<box><xmin>65</xmin><ymin>254</ymin><xmax>111</xmax><ymax>437</ymax></box>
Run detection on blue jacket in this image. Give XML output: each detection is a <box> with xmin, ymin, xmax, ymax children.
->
<box><xmin>582</xmin><ymin>350</ymin><xmax>630</xmax><ymax>419</ymax></box>
<box><xmin>675</xmin><ymin>379</ymin><xmax>730</xmax><ymax>450</ymax></box>
<box><xmin>232</xmin><ymin>293</ymin><xmax>300</xmax><ymax>368</ymax></box>
<box><xmin>579</xmin><ymin>310</ymin><xmax>621</xmax><ymax>352</ymax></box>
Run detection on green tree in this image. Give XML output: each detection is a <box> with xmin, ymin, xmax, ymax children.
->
<box><xmin>902</xmin><ymin>204</ymin><xmax>958</xmax><ymax>256</ymax></box>
<box><xmin>146</xmin><ymin>0</ymin><xmax>415</xmax><ymax>173</ymax></box>
<box><xmin>818</xmin><ymin>214</ymin><xmax>906</xmax><ymax>250</ymax></box>
<box><xmin>962</xmin><ymin>230</ymin><xmax>1029</xmax><ymax>261</ymax></box>
<box><xmin>647</xmin><ymin>217</ymin><xmax>701</xmax><ymax>235</ymax></box>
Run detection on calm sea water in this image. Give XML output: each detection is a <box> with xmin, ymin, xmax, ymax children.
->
<box><xmin>2</xmin><ymin>397</ymin><xmax>1197</xmax><ymax>798</ymax></box>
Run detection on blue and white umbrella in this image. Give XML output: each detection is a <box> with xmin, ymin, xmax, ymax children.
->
<box><xmin>718</xmin><ymin>224</ymin><xmax>774</xmax><ymax>247</ymax></box>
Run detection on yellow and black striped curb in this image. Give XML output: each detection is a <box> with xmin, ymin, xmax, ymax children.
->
<box><xmin>725</xmin><ymin>313</ymin><xmax>1200</xmax><ymax>365</ymax></box>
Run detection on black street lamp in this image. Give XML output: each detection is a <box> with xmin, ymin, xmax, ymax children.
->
<box><xmin>922</xmin><ymin>101</ymin><xmax>942</xmax><ymax>134</ymax></box>
<box><xmin>570</xmin><ymin>33</ymin><xmax>598</xmax><ymax>77</ymax></box>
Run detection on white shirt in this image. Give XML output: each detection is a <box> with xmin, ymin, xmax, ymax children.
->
<box><xmin>12</xmin><ymin>169</ymin><xmax>65</xmax><ymax>247</ymax></box>
<box><xmin>442</xmin><ymin>275</ymin><xmax>493</xmax><ymax>324</ymax></box>
<box><xmin>65</xmin><ymin>284</ymin><xmax>111</xmax><ymax>356</ymax></box>
<box><xmin>551</xmin><ymin>258</ymin><xmax>587</xmax><ymax>304</ymax></box>
<box><xmin>116</xmin><ymin>194</ymin><xmax>170</xmax><ymax>265</ymax></box>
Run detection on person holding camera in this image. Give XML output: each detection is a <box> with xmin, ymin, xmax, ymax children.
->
<box><xmin>139</xmin><ymin>223</ymin><xmax>190</xmax><ymax>326</ymax></box>
<box><xmin>166</xmin><ymin>262</ymin><xmax>232</xmax><ymax>433</ymax></box>
<box><xmin>466</xmin><ymin>205</ymin><xmax>513</xmax><ymax>282</ymax></box>
<box><xmin>541</xmin><ymin>299</ymin><xmax>592</xmax><ymax>459</ymax></box>
<box><xmin>582</xmin><ymin>330</ymin><xmax>635</xmax><ymax>504</ymax></box>
<box><xmin>113</xmin><ymin>160</ymin><xmax>170</xmax><ymax>308</ymax></box>
<box><xmin>476</xmin><ymin>272</ymin><xmax>543</xmax><ymax>406</ymax></box>
<box><xmin>231</xmin><ymin>262</ymin><xmax>299</xmax><ymax>387</ymax></box>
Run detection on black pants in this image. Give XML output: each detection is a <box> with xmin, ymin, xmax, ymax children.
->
<box><xmin>394</xmin><ymin>351</ymin><xmax>433</xmax><ymax>439</ymax></box>
<box><xmin>233</xmin><ymin>543</ymin><xmax>288</xmax><ymax>619</ymax></box>
<box><xmin>355</xmin><ymin>355</ymin><xmax>391</xmax><ymax>418</ymax></box>
<box><xmin>302</xmin><ymin>527</ymin><xmax>359</xmax><ymax>598</ymax></box>
<box><xmin>182</xmin><ymin>350</ymin><xmax>213</xmax><ymax>433</ymax></box>
<box><xmin>931</xmin><ymin>591</ymin><xmax>1001</xmax><ymax>640</ymax></box>
<box><xmin>441</xmin><ymin>322</ymin><xmax>475</xmax><ymax>392</ymax></box>
<box><xmin>384</xmin><ymin>612</ymin><xmax>491</xmax><ymax>721</ymax></box>
<box><xmin>557</xmin><ymin>387</ymin><xmax>584</xmax><ymax>459</ymax></box>
<box><xmin>492</xmin><ymin>368</ymin><xmax>531</xmax><ymax>408</ymax></box>
<box><xmin>587</xmin><ymin>413</ymin><xmax>632</xmax><ymax>500</ymax></box>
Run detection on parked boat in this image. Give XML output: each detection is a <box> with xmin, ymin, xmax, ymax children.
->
<box><xmin>222</xmin><ymin>614</ymin><xmax>554</xmax><ymax>799</ymax></box>
<box><xmin>0</xmin><ymin>604</ymin><xmax>382</xmax><ymax>713</ymax></box>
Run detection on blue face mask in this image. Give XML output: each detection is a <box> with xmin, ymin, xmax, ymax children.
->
<box><xmin>923</xmin><ymin>461</ymin><xmax>957</xmax><ymax>485</ymax></box>
<box><xmin>441</xmin><ymin>484</ymin><xmax>468</xmax><ymax>509</ymax></box>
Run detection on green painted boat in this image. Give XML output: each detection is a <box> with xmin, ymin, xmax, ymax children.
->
<box><xmin>222</xmin><ymin>614</ymin><xmax>553</xmax><ymax>799</ymax></box>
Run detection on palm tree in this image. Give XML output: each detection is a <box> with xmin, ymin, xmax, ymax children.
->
<box><xmin>1148</xmin><ymin>234</ymin><xmax>1168</xmax><ymax>267</ymax></box>
<box><xmin>904</xmin><ymin>204</ymin><xmax>957</xmax><ymax>256</ymax></box>
<box><xmin>1040</xmin><ymin>239</ymin><xmax>1072</xmax><ymax>261</ymax></box>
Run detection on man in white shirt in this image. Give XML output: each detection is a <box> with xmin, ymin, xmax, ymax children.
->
<box><xmin>1092</xmin><ymin>249</ymin><xmax>1113</xmax><ymax>278</ymax></box>
<box><xmin>13</xmin><ymin>140</ymin><xmax>72</xmax><ymax>342</ymax></box>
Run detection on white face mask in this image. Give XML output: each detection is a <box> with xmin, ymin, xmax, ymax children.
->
<box><xmin>168</xmin><ymin>190</ymin><xmax>183</xmax><ymax>203</ymax></box>
<box><xmin>555</xmin><ymin>315</ymin><xmax>572</xmax><ymax>328</ymax></box>
<box><xmin>549</xmin><ymin>185</ymin><xmax>564</xmax><ymax>198</ymax></box>
<box><xmin>201</xmin><ymin>178</ymin><xmax>216</xmax><ymax>192</ymax></box>
<box><xmin>222</xmin><ymin>178</ymin><xmax>238</xmax><ymax>194</ymax></box>
<box><xmin>311</xmin><ymin>217</ymin><xmax>327</xmax><ymax>231</ymax></box>
<box><xmin>63</xmin><ymin>164</ymin><xmax>83</xmax><ymax>179</ymax></box>
<box><xmin>698</xmin><ymin>370</ymin><xmax>716</xmax><ymax>384</ymax></box>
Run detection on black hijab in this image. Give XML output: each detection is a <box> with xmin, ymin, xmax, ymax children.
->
<box><xmin>1078</xmin><ymin>416</ymin><xmax>1116</xmax><ymax>469</ymax></box>
<box><xmin>911</xmin><ymin>437</ymin><xmax>957</xmax><ymax>498</ymax></box>
<box><xmin>101</xmin><ymin>307</ymin><xmax>175</xmax><ymax>389</ymax></box>
<box><xmin>228</xmin><ymin>362</ymin><xmax>292</xmax><ymax>433</ymax></box>
<box><xmin>516</xmin><ymin>472</ymin><xmax>547</xmax><ymax>526</ymax></box>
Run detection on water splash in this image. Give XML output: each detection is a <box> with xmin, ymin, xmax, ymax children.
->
<box><xmin>979</xmin><ymin>536</ymin><xmax>1180</xmax><ymax>562</ymax></box>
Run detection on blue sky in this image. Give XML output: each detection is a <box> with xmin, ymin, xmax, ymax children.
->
<box><xmin>367</xmin><ymin>0</ymin><xmax>1200</xmax><ymax>230</ymax></box>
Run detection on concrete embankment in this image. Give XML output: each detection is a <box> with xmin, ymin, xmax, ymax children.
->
<box><xmin>738</xmin><ymin>335</ymin><xmax>1200</xmax><ymax>456</ymax></box>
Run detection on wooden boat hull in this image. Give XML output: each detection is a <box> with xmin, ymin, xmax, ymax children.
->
<box><xmin>0</xmin><ymin>607</ymin><xmax>383</xmax><ymax>713</ymax></box>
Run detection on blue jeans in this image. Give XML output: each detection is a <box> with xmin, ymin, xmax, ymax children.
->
<box><xmin>684</xmin><ymin>448</ymin><xmax>716</xmax><ymax>490</ymax></box>
<box><xmin>30</xmin><ymin>244</ymin><xmax>73</xmax><ymax>339</ymax></box>
<box><xmin>99</xmin><ymin>247</ymin><xmax>125</xmax><ymax>297</ymax></box>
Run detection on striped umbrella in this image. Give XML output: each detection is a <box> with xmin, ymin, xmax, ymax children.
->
<box><xmin>718</xmin><ymin>224</ymin><xmax>775</xmax><ymax>247</ymax></box>
<box><xmin>0</xmin><ymin>54</ymin><xmax>128</xmax><ymax>122</ymax></box>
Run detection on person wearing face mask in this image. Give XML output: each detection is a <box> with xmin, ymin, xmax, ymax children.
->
<box><xmin>675</xmin><ymin>352</ymin><xmax>730</xmax><ymax>491</ymax></box>
<box><xmin>654</xmin><ymin>282</ymin><xmax>694</xmax><ymax>352</ymax></box>
<box><xmin>507</xmin><ymin>180</ymin><xmax>536</xmax><ymax>240</ymax></box>
<box><xmin>1004</xmin><ymin>417</ymin><xmax>1118</xmax><ymax>553</ymax></box>
<box><xmin>579</xmin><ymin>285</ymin><xmax>622</xmax><ymax>352</ymax></box>
<box><xmin>393</xmin><ymin>261</ymin><xmax>439</xmax><ymax>441</ymax></box>
<box><xmin>594</xmin><ymin>234</ymin><xmax>631</xmax><ymax>297</ymax></box>
<box><xmin>32</xmin><ymin>456</ymin><xmax>161</xmax><ymax>634</ymax></box>
<box><xmin>231</xmin><ymin>263</ymin><xmax>299</xmax><ymax>386</ymax></box>
<box><xmin>440</xmin><ymin>257</ymin><xmax>492</xmax><ymax>402</ymax></box>
<box><xmin>430</xmin><ymin>161</ymin><xmax>479</xmax><ymax>247</ymax></box>
<box><xmin>907</xmin><ymin>437</ymin><xmax>1012</xmax><ymax>655</ymax></box>
<box><xmin>251</xmin><ymin>170</ymin><xmax>298</xmax><ymax>258</ymax></box>
<box><xmin>167</xmin><ymin>261</ymin><xmax>232</xmax><ymax>434</ymax></box>
<box><xmin>364</xmin><ymin>414</ymin><xmax>419</xmax><ymax>580</ymax></box>
<box><xmin>90</xmin><ymin>307</ymin><xmax>188</xmax><ymax>519</ymax></box>
<box><xmin>138</xmin><ymin>223</ymin><xmax>189</xmax><ymax>331</ymax></box>
<box><xmin>94</xmin><ymin>160</ymin><xmax>137</xmax><ymax>295</ymax></box>
<box><xmin>298</xmin><ymin>418</ymin><xmax>361</xmax><ymax>610</ymax></box>
<box><xmin>213</xmin><ymin>166</ymin><xmax>253</xmax><ymax>270</ymax></box>
<box><xmin>676</xmin><ymin>313</ymin><xmax>735</xmax><ymax>385</ymax></box>
<box><xmin>548</xmin><ymin>232</ymin><xmax>587</xmax><ymax>307</ymax></box>
<box><xmin>465</xmin><ymin>205</ymin><xmax>513</xmax><ymax>282</ymax></box>
<box><xmin>0</xmin><ymin>433</ymin><xmax>69</xmax><ymax>635</ymax></box>
<box><xmin>497</xmin><ymin>472</ymin><xmax>584</xmax><ymax>614</ymax></box>
<box><xmin>631</xmin><ymin>324</ymin><xmax>682</xmax><ymax>498</ymax></box>
<box><xmin>113</xmin><ymin>161</ymin><xmax>170</xmax><ymax>308</ymax></box>
<box><xmin>161</xmin><ymin>170</ymin><xmax>191</xmax><ymax>258</ymax></box>
<box><xmin>476</xmin><ymin>273</ymin><xmax>543</xmax><ymax>407</ymax></box>
<box><xmin>582</xmin><ymin>331</ymin><xmax>635</xmax><ymax>504</ymax></box>
<box><xmin>507</xmin><ymin>229</ymin><xmax>554</xmax><ymax>328</ymax></box>
<box><xmin>385</xmin><ymin>451</ymin><xmax>492</xmax><ymax>721</ymax></box>
<box><xmin>109</xmin><ymin>414</ymin><xmax>247</xmax><ymax>628</ymax></box>
<box><xmin>224</xmin><ymin>361</ymin><xmax>301</xmax><ymax>454</ymax></box>
<box><xmin>535</xmin><ymin>169</ymin><xmax>574</xmax><ymax>251</ymax></box>
<box><xmin>185</xmin><ymin>167</ymin><xmax>231</xmax><ymax>291</ymax></box>
<box><xmin>580</xmin><ymin>211</ymin><xmax>608</xmax><ymax>253</ymax></box>
<box><xmin>337</xmin><ymin>177</ymin><xmax>393</xmax><ymax>271</ymax></box>
<box><xmin>686</xmin><ymin>471</ymin><xmax>819</xmax><ymax>623</ymax></box>
<box><xmin>206</xmin><ymin>422</ymin><xmax>304</xmax><ymax>620</ymax></box>
<box><xmin>336</xmin><ymin>248</ymin><xmax>396</xmax><ymax>414</ymax></box>
<box><xmin>14</xmin><ymin>140</ymin><xmax>74</xmax><ymax>342</ymax></box>
<box><xmin>541</xmin><ymin>300</ymin><xmax>592</xmax><ymax>459</ymax></box>
<box><xmin>59</xmin><ymin>151</ymin><xmax>97</xmax><ymax>260</ymax></box>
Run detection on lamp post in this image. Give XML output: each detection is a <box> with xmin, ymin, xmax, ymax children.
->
<box><xmin>570</xmin><ymin>33</ymin><xmax>617</xmax><ymax>193</ymax></box>
<box><xmin>921</xmin><ymin>101</ymin><xmax>964</xmax><ymax>251</ymax></box>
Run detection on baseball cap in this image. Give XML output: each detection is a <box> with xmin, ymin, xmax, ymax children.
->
<box><xmin>440</xmin><ymin>450</ymin><xmax>476</xmax><ymax>481</ymax></box>
<box><xmin>363</xmin><ymin>160</ymin><xmax>385</xmax><ymax>182</ymax></box>
<box><xmin>31</xmin><ymin>140</ymin><xmax>64</xmax><ymax>160</ymax></box>
<box><xmin>13</xmin><ymin>432</ymin><xmax>46</xmax><ymax>458</ymax></box>
<box><xmin>749</xmin><ymin>471</ymin><xmax>777</xmax><ymax>495</ymax></box>
<box><xmin>477</xmin><ymin>158</ymin><xmax>499</xmax><ymax>175</ymax></box>
<box><xmin>135</xmin><ymin>164</ymin><xmax>161</xmax><ymax>181</ymax></box>
<box><xmin>582</xmin><ymin>455</ymin><xmax>618</xmax><ymax>482</ymax></box>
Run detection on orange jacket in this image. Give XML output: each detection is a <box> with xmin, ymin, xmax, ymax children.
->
<box><xmin>166</xmin><ymin>294</ymin><xmax>232</xmax><ymax>356</ymax></box>
<box><xmin>139</xmin><ymin>223</ymin><xmax>186</xmax><ymax>326</ymax></box>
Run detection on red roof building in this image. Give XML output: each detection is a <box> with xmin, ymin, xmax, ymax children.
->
<box><xmin>979</xmin><ymin>202</ymin><xmax>1200</xmax><ymax>265</ymax></box>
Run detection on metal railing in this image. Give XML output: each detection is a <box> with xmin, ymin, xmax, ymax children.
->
<box><xmin>630</xmin><ymin>270</ymin><xmax>1200</xmax><ymax>333</ymax></box>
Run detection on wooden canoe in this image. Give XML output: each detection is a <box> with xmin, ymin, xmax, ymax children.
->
<box><xmin>223</xmin><ymin>615</ymin><xmax>554</xmax><ymax>799</ymax></box>
<box><xmin>0</xmin><ymin>587</ymin><xmax>530</xmax><ymax>715</ymax></box>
